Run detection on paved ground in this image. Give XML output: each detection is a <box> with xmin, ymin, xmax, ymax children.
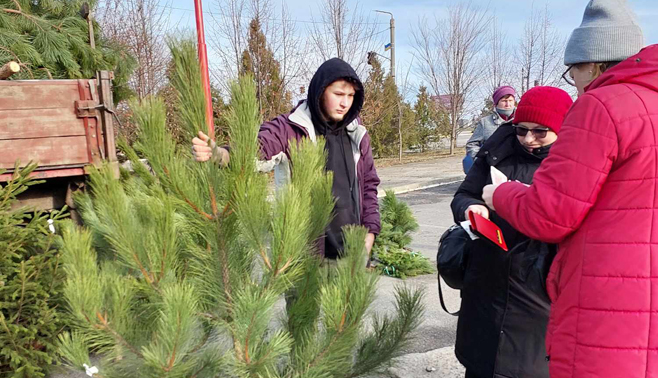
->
<box><xmin>367</xmin><ymin>183</ymin><xmax>464</xmax><ymax>378</ymax></box>
<box><xmin>376</xmin><ymin>135</ymin><xmax>468</xmax><ymax>198</ymax></box>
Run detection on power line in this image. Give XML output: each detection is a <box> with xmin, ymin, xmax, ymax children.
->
<box><xmin>348</xmin><ymin>27</ymin><xmax>391</xmax><ymax>45</ymax></box>
<box><xmin>156</xmin><ymin>4</ymin><xmax>389</xmax><ymax>26</ymax></box>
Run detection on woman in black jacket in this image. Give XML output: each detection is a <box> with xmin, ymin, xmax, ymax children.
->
<box><xmin>450</xmin><ymin>86</ymin><xmax>573</xmax><ymax>378</ymax></box>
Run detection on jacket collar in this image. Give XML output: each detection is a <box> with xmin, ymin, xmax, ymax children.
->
<box><xmin>493</xmin><ymin>109</ymin><xmax>515</xmax><ymax>123</ymax></box>
<box><xmin>586</xmin><ymin>44</ymin><xmax>658</xmax><ymax>93</ymax></box>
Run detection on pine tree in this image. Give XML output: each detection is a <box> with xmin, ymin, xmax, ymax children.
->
<box><xmin>56</xmin><ymin>39</ymin><xmax>424</xmax><ymax>378</ymax></box>
<box><xmin>413</xmin><ymin>86</ymin><xmax>450</xmax><ymax>152</ymax></box>
<box><xmin>0</xmin><ymin>163</ymin><xmax>67</xmax><ymax>378</ymax></box>
<box><xmin>0</xmin><ymin>0</ymin><xmax>134</xmax><ymax>101</ymax></box>
<box><xmin>373</xmin><ymin>191</ymin><xmax>433</xmax><ymax>279</ymax></box>
<box><xmin>241</xmin><ymin>18</ymin><xmax>292</xmax><ymax>122</ymax></box>
<box><xmin>362</xmin><ymin>58</ymin><xmax>395</xmax><ymax>157</ymax></box>
<box><xmin>362</xmin><ymin>57</ymin><xmax>415</xmax><ymax>158</ymax></box>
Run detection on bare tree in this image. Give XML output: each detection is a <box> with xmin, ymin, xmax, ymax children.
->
<box><xmin>516</xmin><ymin>4</ymin><xmax>565</xmax><ymax>94</ymax></box>
<box><xmin>412</xmin><ymin>2</ymin><xmax>489</xmax><ymax>154</ymax></box>
<box><xmin>209</xmin><ymin>0</ymin><xmax>247</xmax><ymax>94</ymax></box>
<box><xmin>97</xmin><ymin>0</ymin><xmax>171</xmax><ymax>98</ymax></box>
<box><xmin>307</xmin><ymin>0</ymin><xmax>384</xmax><ymax>77</ymax></box>
<box><xmin>517</xmin><ymin>4</ymin><xmax>541</xmax><ymax>94</ymax></box>
<box><xmin>265</xmin><ymin>2</ymin><xmax>309</xmax><ymax>104</ymax></box>
<box><xmin>412</xmin><ymin>18</ymin><xmax>441</xmax><ymax>97</ymax></box>
<box><xmin>209</xmin><ymin>0</ymin><xmax>308</xmax><ymax>102</ymax></box>
<box><xmin>483</xmin><ymin>12</ymin><xmax>514</xmax><ymax>97</ymax></box>
<box><xmin>535</xmin><ymin>6</ymin><xmax>566</xmax><ymax>87</ymax></box>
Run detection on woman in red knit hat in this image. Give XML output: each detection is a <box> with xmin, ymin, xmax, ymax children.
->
<box><xmin>450</xmin><ymin>86</ymin><xmax>573</xmax><ymax>378</ymax></box>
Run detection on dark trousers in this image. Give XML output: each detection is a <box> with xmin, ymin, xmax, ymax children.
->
<box><xmin>465</xmin><ymin>370</ymin><xmax>486</xmax><ymax>378</ymax></box>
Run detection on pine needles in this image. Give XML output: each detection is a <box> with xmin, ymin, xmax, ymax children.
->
<box><xmin>0</xmin><ymin>163</ymin><xmax>67</xmax><ymax>377</ymax></box>
<box><xmin>0</xmin><ymin>0</ymin><xmax>135</xmax><ymax>101</ymax></box>
<box><xmin>55</xmin><ymin>38</ymin><xmax>425</xmax><ymax>378</ymax></box>
<box><xmin>373</xmin><ymin>191</ymin><xmax>434</xmax><ymax>279</ymax></box>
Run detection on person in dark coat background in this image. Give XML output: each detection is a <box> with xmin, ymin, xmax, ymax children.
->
<box><xmin>450</xmin><ymin>86</ymin><xmax>573</xmax><ymax>378</ymax></box>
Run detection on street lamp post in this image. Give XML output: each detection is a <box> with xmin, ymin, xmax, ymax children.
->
<box><xmin>375</xmin><ymin>10</ymin><xmax>395</xmax><ymax>81</ymax></box>
<box><xmin>375</xmin><ymin>10</ymin><xmax>401</xmax><ymax>161</ymax></box>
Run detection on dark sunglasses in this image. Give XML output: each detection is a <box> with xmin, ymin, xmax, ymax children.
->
<box><xmin>562</xmin><ymin>65</ymin><xmax>576</xmax><ymax>87</ymax></box>
<box><xmin>513</xmin><ymin>125</ymin><xmax>551</xmax><ymax>139</ymax></box>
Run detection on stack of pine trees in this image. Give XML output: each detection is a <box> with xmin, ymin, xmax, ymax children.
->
<box><xmin>0</xmin><ymin>0</ymin><xmax>134</xmax><ymax>100</ymax></box>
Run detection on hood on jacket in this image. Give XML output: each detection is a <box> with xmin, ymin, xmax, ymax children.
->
<box><xmin>587</xmin><ymin>44</ymin><xmax>658</xmax><ymax>93</ymax></box>
<box><xmin>307</xmin><ymin>58</ymin><xmax>364</xmax><ymax>135</ymax></box>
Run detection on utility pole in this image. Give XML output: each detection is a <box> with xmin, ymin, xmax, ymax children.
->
<box><xmin>375</xmin><ymin>10</ymin><xmax>395</xmax><ymax>81</ymax></box>
<box><xmin>375</xmin><ymin>10</ymin><xmax>400</xmax><ymax>161</ymax></box>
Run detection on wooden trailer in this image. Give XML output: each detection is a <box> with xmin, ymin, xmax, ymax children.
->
<box><xmin>0</xmin><ymin>70</ymin><xmax>118</xmax><ymax>210</ymax></box>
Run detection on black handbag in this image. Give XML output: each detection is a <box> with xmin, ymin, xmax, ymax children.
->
<box><xmin>436</xmin><ymin>224</ymin><xmax>471</xmax><ymax>315</ymax></box>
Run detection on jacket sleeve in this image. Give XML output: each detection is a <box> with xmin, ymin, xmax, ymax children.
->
<box><xmin>492</xmin><ymin>94</ymin><xmax>618</xmax><ymax>244</ymax></box>
<box><xmin>257</xmin><ymin>116</ymin><xmax>290</xmax><ymax>161</ymax></box>
<box><xmin>360</xmin><ymin>133</ymin><xmax>381</xmax><ymax>235</ymax></box>
<box><xmin>451</xmin><ymin>151</ymin><xmax>490</xmax><ymax>223</ymax></box>
<box><xmin>465</xmin><ymin>119</ymin><xmax>485</xmax><ymax>158</ymax></box>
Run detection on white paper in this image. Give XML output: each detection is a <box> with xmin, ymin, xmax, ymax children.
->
<box><xmin>460</xmin><ymin>220</ymin><xmax>479</xmax><ymax>240</ymax></box>
<box><xmin>83</xmin><ymin>364</ymin><xmax>99</xmax><ymax>377</ymax></box>
<box><xmin>490</xmin><ymin>166</ymin><xmax>508</xmax><ymax>185</ymax></box>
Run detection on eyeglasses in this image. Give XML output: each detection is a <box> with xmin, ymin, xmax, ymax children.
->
<box><xmin>562</xmin><ymin>66</ymin><xmax>576</xmax><ymax>87</ymax></box>
<box><xmin>513</xmin><ymin>125</ymin><xmax>551</xmax><ymax>139</ymax></box>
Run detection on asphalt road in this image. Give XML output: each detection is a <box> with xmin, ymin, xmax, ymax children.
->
<box><xmin>400</xmin><ymin>182</ymin><xmax>462</xmax><ymax>261</ymax></box>
<box><xmin>363</xmin><ymin>183</ymin><xmax>465</xmax><ymax>377</ymax></box>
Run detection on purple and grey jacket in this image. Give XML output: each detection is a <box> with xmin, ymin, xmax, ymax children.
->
<box><xmin>256</xmin><ymin>100</ymin><xmax>381</xmax><ymax>237</ymax></box>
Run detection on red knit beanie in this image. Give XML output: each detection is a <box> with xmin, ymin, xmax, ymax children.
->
<box><xmin>512</xmin><ymin>86</ymin><xmax>573</xmax><ymax>134</ymax></box>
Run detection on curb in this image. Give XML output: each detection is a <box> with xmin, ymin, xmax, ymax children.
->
<box><xmin>377</xmin><ymin>175</ymin><xmax>465</xmax><ymax>198</ymax></box>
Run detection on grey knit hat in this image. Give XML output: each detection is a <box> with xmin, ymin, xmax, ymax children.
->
<box><xmin>564</xmin><ymin>0</ymin><xmax>644</xmax><ymax>65</ymax></box>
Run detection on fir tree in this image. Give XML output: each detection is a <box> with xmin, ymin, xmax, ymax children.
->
<box><xmin>56</xmin><ymin>39</ymin><xmax>424</xmax><ymax>378</ymax></box>
<box><xmin>0</xmin><ymin>163</ymin><xmax>67</xmax><ymax>378</ymax></box>
<box><xmin>241</xmin><ymin>18</ymin><xmax>292</xmax><ymax>122</ymax></box>
<box><xmin>0</xmin><ymin>0</ymin><xmax>134</xmax><ymax>101</ymax></box>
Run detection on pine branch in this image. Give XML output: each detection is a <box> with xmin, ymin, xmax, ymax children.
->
<box><xmin>162</xmin><ymin>165</ymin><xmax>213</xmax><ymax>221</ymax></box>
<box><xmin>164</xmin><ymin>314</ymin><xmax>181</xmax><ymax>371</ymax></box>
<box><xmin>243</xmin><ymin>312</ymin><xmax>256</xmax><ymax>364</ymax></box>
<box><xmin>94</xmin><ymin>311</ymin><xmax>143</xmax><ymax>359</ymax></box>
<box><xmin>349</xmin><ymin>286</ymin><xmax>425</xmax><ymax>377</ymax></box>
<box><xmin>208</xmin><ymin>183</ymin><xmax>219</xmax><ymax>217</ymax></box>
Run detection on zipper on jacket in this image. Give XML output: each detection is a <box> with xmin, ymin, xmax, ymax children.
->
<box><xmin>545</xmin><ymin>355</ymin><xmax>550</xmax><ymax>362</ymax></box>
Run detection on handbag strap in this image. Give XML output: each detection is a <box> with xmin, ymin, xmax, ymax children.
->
<box><xmin>438</xmin><ymin>275</ymin><xmax>459</xmax><ymax>316</ymax></box>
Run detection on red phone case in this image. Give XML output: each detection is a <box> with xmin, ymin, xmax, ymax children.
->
<box><xmin>468</xmin><ymin>212</ymin><xmax>508</xmax><ymax>251</ymax></box>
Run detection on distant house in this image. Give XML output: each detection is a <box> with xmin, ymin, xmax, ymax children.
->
<box><xmin>430</xmin><ymin>94</ymin><xmax>452</xmax><ymax>111</ymax></box>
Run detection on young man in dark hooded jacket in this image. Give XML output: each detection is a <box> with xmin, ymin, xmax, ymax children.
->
<box><xmin>192</xmin><ymin>58</ymin><xmax>381</xmax><ymax>261</ymax></box>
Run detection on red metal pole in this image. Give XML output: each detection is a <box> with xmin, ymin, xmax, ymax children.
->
<box><xmin>193</xmin><ymin>0</ymin><xmax>215</xmax><ymax>137</ymax></box>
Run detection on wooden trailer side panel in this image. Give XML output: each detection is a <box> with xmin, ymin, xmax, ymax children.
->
<box><xmin>0</xmin><ymin>79</ymin><xmax>103</xmax><ymax>172</ymax></box>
